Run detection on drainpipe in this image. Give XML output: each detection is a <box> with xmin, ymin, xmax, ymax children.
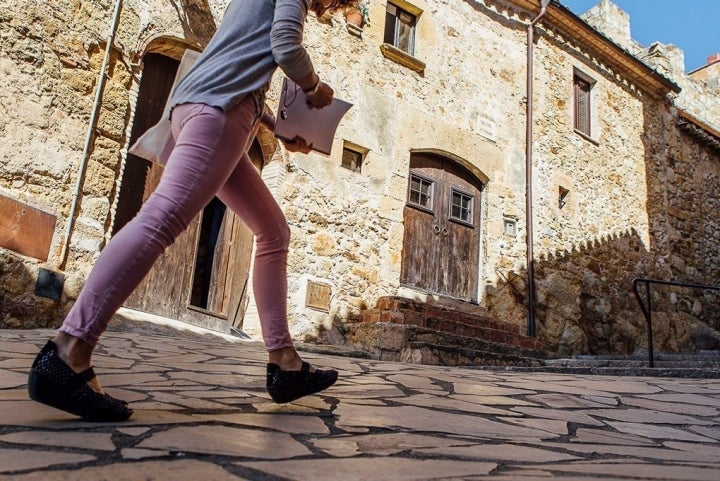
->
<box><xmin>525</xmin><ymin>0</ymin><xmax>550</xmax><ymax>337</ymax></box>
<box><xmin>58</xmin><ymin>0</ymin><xmax>123</xmax><ymax>270</ymax></box>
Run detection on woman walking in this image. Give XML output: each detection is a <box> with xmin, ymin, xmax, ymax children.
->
<box><xmin>28</xmin><ymin>0</ymin><xmax>356</xmax><ymax>421</ymax></box>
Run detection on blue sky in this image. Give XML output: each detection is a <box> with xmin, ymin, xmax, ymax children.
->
<box><xmin>559</xmin><ymin>0</ymin><xmax>719</xmax><ymax>72</ymax></box>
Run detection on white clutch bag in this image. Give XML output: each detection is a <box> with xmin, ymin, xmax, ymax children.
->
<box><xmin>128</xmin><ymin>117</ymin><xmax>174</xmax><ymax>166</ymax></box>
<box><xmin>128</xmin><ymin>49</ymin><xmax>200</xmax><ymax>166</ymax></box>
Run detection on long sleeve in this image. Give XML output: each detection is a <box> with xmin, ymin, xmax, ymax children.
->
<box><xmin>271</xmin><ymin>0</ymin><xmax>315</xmax><ymax>83</ymax></box>
<box><xmin>169</xmin><ymin>0</ymin><xmax>314</xmax><ymax>114</ymax></box>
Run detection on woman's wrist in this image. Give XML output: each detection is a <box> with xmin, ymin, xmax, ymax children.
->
<box><xmin>302</xmin><ymin>77</ymin><xmax>321</xmax><ymax>96</ymax></box>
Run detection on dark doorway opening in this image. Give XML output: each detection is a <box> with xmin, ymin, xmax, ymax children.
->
<box><xmin>190</xmin><ymin>197</ymin><xmax>227</xmax><ymax>309</ymax></box>
<box><xmin>113</xmin><ymin>53</ymin><xmax>179</xmax><ymax>235</ymax></box>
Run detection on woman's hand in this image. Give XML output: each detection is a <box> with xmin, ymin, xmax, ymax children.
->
<box><xmin>306</xmin><ymin>81</ymin><xmax>334</xmax><ymax>109</ymax></box>
<box><xmin>298</xmin><ymin>71</ymin><xmax>334</xmax><ymax>109</ymax></box>
<box><xmin>282</xmin><ymin>135</ymin><xmax>312</xmax><ymax>154</ymax></box>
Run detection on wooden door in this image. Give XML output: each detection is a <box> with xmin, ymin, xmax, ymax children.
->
<box><xmin>400</xmin><ymin>153</ymin><xmax>483</xmax><ymax>302</ymax></box>
<box><xmin>117</xmin><ymin>52</ymin><xmax>257</xmax><ymax>332</ymax></box>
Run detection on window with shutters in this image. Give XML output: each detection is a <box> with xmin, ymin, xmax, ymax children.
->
<box><xmin>384</xmin><ymin>2</ymin><xmax>417</xmax><ymax>55</ymax></box>
<box><xmin>573</xmin><ymin>73</ymin><xmax>593</xmax><ymax>137</ymax></box>
<box><xmin>380</xmin><ymin>2</ymin><xmax>425</xmax><ymax>73</ymax></box>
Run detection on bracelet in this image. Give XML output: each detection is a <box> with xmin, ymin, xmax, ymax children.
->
<box><xmin>303</xmin><ymin>77</ymin><xmax>321</xmax><ymax>96</ymax></box>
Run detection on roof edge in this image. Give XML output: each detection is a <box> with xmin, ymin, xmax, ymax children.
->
<box><xmin>506</xmin><ymin>0</ymin><xmax>681</xmax><ymax>98</ymax></box>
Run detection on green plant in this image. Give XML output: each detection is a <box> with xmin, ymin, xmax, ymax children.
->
<box><xmin>358</xmin><ymin>0</ymin><xmax>370</xmax><ymax>26</ymax></box>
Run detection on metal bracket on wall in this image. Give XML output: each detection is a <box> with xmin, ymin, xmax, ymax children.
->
<box><xmin>35</xmin><ymin>267</ymin><xmax>65</xmax><ymax>301</ymax></box>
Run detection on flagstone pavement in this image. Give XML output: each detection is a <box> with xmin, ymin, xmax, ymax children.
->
<box><xmin>0</xmin><ymin>312</ymin><xmax>718</xmax><ymax>480</ymax></box>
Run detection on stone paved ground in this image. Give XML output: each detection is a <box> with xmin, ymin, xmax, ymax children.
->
<box><xmin>0</xmin><ymin>313</ymin><xmax>719</xmax><ymax>480</ymax></box>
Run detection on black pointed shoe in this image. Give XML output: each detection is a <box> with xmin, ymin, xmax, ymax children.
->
<box><xmin>28</xmin><ymin>340</ymin><xmax>133</xmax><ymax>422</ymax></box>
<box><xmin>266</xmin><ymin>361</ymin><xmax>338</xmax><ymax>404</ymax></box>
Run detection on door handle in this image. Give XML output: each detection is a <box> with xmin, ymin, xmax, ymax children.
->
<box><xmin>433</xmin><ymin>225</ymin><xmax>441</xmax><ymax>235</ymax></box>
<box><xmin>442</xmin><ymin>227</ymin><xmax>448</xmax><ymax>237</ymax></box>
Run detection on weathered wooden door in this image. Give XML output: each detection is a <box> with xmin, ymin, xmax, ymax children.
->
<box><xmin>117</xmin><ymin>52</ymin><xmax>257</xmax><ymax>332</ymax></box>
<box><xmin>400</xmin><ymin>153</ymin><xmax>483</xmax><ymax>302</ymax></box>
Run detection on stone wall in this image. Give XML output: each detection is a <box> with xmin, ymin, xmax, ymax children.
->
<box><xmin>1</xmin><ymin>0</ymin><xmax>718</xmax><ymax>356</ymax></box>
<box><xmin>527</xmin><ymin>0</ymin><xmax>720</xmax><ymax>354</ymax></box>
<box><xmin>0</xmin><ymin>0</ymin><xmax>210</xmax><ymax>325</ymax></box>
<box><xmin>1</xmin><ymin>0</ymin><xmax>133</xmax><ymax>324</ymax></box>
<box><xmin>278</xmin><ymin>0</ymin><xmax>720</xmax><ymax>354</ymax></box>
<box><xmin>274</xmin><ymin>0</ymin><xmax>533</xmax><ymax>340</ymax></box>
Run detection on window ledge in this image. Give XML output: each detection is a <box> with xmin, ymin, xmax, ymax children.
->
<box><xmin>380</xmin><ymin>43</ymin><xmax>425</xmax><ymax>74</ymax></box>
<box><xmin>574</xmin><ymin>129</ymin><xmax>600</xmax><ymax>145</ymax></box>
<box><xmin>346</xmin><ymin>23</ymin><xmax>363</xmax><ymax>37</ymax></box>
<box><xmin>406</xmin><ymin>202</ymin><xmax>434</xmax><ymax>215</ymax></box>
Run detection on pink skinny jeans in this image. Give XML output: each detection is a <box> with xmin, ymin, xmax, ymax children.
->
<box><xmin>60</xmin><ymin>96</ymin><xmax>293</xmax><ymax>351</ymax></box>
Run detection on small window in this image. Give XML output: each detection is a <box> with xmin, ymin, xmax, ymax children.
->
<box><xmin>408</xmin><ymin>174</ymin><xmax>433</xmax><ymax>210</ymax></box>
<box><xmin>573</xmin><ymin>74</ymin><xmax>592</xmax><ymax>136</ymax></box>
<box><xmin>558</xmin><ymin>186</ymin><xmax>570</xmax><ymax>209</ymax></box>
<box><xmin>385</xmin><ymin>3</ymin><xmax>417</xmax><ymax>56</ymax></box>
<box><xmin>503</xmin><ymin>217</ymin><xmax>517</xmax><ymax>236</ymax></box>
<box><xmin>341</xmin><ymin>146</ymin><xmax>363</xmax><ymax>173</ymax></box>
<box><xmin>450</xmin><ymin>189</ymin><xmax>474</xmax><ymax>225</ymax></box>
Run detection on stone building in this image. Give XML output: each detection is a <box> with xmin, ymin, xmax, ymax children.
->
<box><xmin>1</xmin><ymin>0</ymin><xmax>718</xmax><ymax>362</ymax></box>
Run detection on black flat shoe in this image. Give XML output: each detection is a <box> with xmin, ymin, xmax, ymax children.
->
<box><xmin>28</xmin><ymin>340</ymin><xmax>133</xmax><ymax>422</ymax></box>
<box><xmin>267</xmin><ymin>361</ymin><xmax>338</xmax><ymax>404</ymax></box>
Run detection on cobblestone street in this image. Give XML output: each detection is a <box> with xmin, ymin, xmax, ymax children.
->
<box><xmin>0</xmin><ymin>311</ymin><xmax>718</xmax><ymax>480</ymax></box>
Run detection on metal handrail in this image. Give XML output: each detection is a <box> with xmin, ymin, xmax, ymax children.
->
<box><xmin>632</xmin><ymin>278</ymin><xmax>720</xmax><ymax>367</ymax></box>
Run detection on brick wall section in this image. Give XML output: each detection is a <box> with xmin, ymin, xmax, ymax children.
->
<box><xmin>352</xmin><ymin>296</ymin><xmax>542</xmax><ymax>352</ymax></box>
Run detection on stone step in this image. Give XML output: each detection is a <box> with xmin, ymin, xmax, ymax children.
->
<box><xmin>375</xmin><ymin>296</ymin><xmax>523</xmax><ymax>335</ymax></box>
<box><xmin>359</xmin><ymin>312</ymin><xmax>542</xmax><ymax>352</ymax></box>
<box><xmin>545</xmin><ymin>359</ymin><xmax>720</xmax><ymax>369</ymax></box>
<box><xmin>295</xmin><ymin>342</ymin><xmax>373</xmax><ymax>359</ymax></box>
<box><xmin>344</xmin><ymin>322</ymin><xmax>548</xmax><ymax>367</ymax></box>
<box><xmin>402</xmin><ymin>341</ymin><xmax>545</xmax><ymax>367</ymax></box>
<box><xmin>474</xmin><ymin>365</ymin><xmax>720</xmax><ymax>379</ymax></box>
<box><xmin>358</xmin><ymin>296</ymin><xmax>541</xmax><ymax>352</ymax></box>
<box><xmin>570</xmin><ymin>351</ymin><xmax>720</xmax><ymax>361</ymax></box>
<box><xmin>544</xmin><ymin>351</ymin><xmax>720</xmax><ymax>369</ymax></box>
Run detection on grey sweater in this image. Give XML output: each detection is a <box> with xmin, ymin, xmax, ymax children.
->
<box><xmin>169</xmin><ymin>0</ymin><xmax>315</xmax><ymax>113</ymax></box>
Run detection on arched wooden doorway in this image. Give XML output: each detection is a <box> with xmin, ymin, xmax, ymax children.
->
<box><xmin>401</xmin><ymin>151</ymin><xmax>485</xmax><ymax>303</ymax></box>
<box><xmin>115</xmin><ymin>51</ymin><xmax>260</xmax><ymax>332</ymax></box>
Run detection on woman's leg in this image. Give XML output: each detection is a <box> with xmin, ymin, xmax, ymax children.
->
<box><xmin>217</xmin><ymin>152</ymin><xmax>338</xmax><ymax>402</ymax></box>
<box><xmin>215</xmin><ymin>153</ymin><xmax>295</xmax><ymax>355</ymax></box>
<box><xmin>56</xmin><ymin>99</ymin><xmax>258</xmax><ymax>372</ymax></box>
